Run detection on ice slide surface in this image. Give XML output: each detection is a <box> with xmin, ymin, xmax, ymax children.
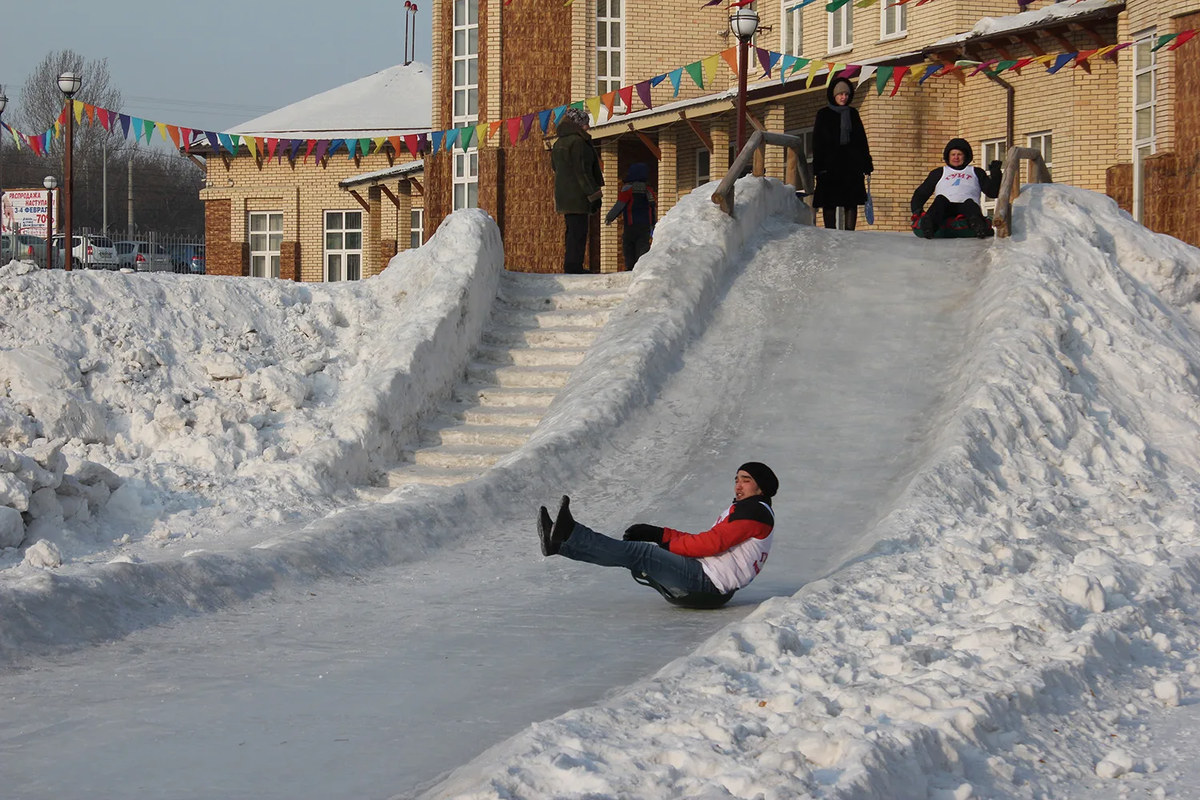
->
<box><xmin>0</xmin><ymin>223</ymin><xmax>986</xmax><ymax>800</ymax></box>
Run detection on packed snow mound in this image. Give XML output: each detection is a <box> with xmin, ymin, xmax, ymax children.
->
<box><xmin>0</xmin><ymin>209</ymin><xmax>502</xmax><ymax>578</ymax></box>
<box><xmin>426</xmin><ymin>186</ymin><xmax>1200</xmax><ymax>798</ymax></box>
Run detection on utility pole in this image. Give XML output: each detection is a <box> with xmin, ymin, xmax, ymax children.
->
<box><xmin>127</xmin><ymin>158</ymin><xmax>133</xmax><ymax>238</ymax></box>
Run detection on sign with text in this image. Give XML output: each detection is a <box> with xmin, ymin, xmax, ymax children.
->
<box><xmin>2</xmin><ymin>189</ymin><xmax>59</xmax><ymax>236</ymax></box>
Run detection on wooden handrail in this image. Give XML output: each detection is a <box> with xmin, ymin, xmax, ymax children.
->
<box><xmin>711</xmin><ymin>130</ymin><xmax>814</xmax><ymax>216</ymax></box>
<box><xmin>992</xmin><ymin>146</ymin><xmax>1053</xmax><ymax>238</ymax></box>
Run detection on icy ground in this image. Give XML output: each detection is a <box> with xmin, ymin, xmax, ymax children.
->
<box><xmin>4</xmin><ymin>180</ymin><xmax>1200</xmax><ymax>800</ymax></box>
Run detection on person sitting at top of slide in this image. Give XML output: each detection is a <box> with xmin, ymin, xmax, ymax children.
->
<box><xmin>536</xmin><ymin>462</ymin><xmax>777</xmax><ymax>608</ymax></box>
<box><xmin>911</xmin><ymin>137</ymin><xmax>1003</xmax><ymax>239</ymax></box>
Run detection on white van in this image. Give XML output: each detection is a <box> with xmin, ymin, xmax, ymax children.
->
<box><xmin>52</xmin><ymin>234</ymin><xmax>118</xmax><ymax>270</ymax></box>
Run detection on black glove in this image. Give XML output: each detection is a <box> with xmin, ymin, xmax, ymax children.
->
<box><xmin>989</xmin><ymin>160</ymin><xmax>1002</xmax><ymax>173</ymax></box>
<box><xmin>623</xmin><ymin>524</ymin><xmax>664</xmax><ymax>544</ymax></box>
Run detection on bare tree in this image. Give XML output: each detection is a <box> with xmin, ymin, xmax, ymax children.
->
<box><xmin>15</xmin><ymin>50</ymin><xmax>126</xmax><ymax>163</ymax></box>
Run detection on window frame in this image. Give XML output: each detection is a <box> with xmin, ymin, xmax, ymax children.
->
<box><xmin>980</xmin><ymin>137</ymin><xmax>1008</xmax><ymax>215</ymax></box>
<box><xmin>597</xmin><ymin>0</ymin><xmax>626</xmax><ymax>119</ymax></box>
<box><xmin>1133</xmin><ymin>29</ymin><xmax>1158</xmax><ymax>223</ymax></box>
<box><xmin>248</xmin><ymin>211</ymin><xmax>283</xmax><ymax>279</ymax></box>
<box><xmin>696</xmin><ymin>148</ymin><xmax>711</xmax><ymax>187</ymax></box>
<box><xmin>324</xmin><ymin>209</ymin><xmax>364</xmax><ymax>282</ymax></box>
<box><xmin>410</xmin><ymin>207</ymin><xmax>425</xmax><ymax>249</ymax></box>
<box><xmin>828</xmin><ymin>0</ymin><xmax>853</xmax><ymax>54</ymax></box>
<box><xmin>452</xmin><ymin>0</ymin><xmax>479</xmax><ymax>210</ymax></box>
<box><xmin>880</xmin><ymin>0</ymin><xmax>907</xmax><ymax>41</ymax></box>
<box><xmin>781</xmin><ymin>0</ymin><xmax>803</xmax><ymax>57</ymax></box>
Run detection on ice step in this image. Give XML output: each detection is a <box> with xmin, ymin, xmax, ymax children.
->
<box><xmin>466</xmin><ymin>363</ymin><xmax>573</xmax><ymax>389</ymax></box>
<box><xmin>409</xmin><ymin>445</ymin><xmax>511</xmax><ymax>469</ymax></box>
<box><xmin>498</xmin><ymin>287</ymin><xmax>628</xmax><ymax>311</ymax></box>
<box><xmin>422</xmin><ymin>422</ymin><xmax>532</xmax><ymax>448</ymax></box>
<box><xmin>490</xmin><ymin>307</ymin><xmax>613</xmax><ymax>330</ymax></box>
<box><xmin>384</xmin><ymin>464</ymin><xmax>482</xmax><ymax>488</ymax></box>
<box><xmin>448</xmin><ymin>403</ymin><xmax>546</xmax><ymax>427</ymax></box>
<box><xmin>483</xmin><ymin>326</ymin><xmax>600</xmax><ymax>349</ymax></box>
<box><xmin>453</xmin><ymin>385</ymin><xmax>559</xmax><ymax>408</ymax></box>
<box><xmin>477</xmin><ymin>344</ymin><xmax>587</xmax><ymax>367</ymax></box>
<box><xmin>502</xmin><ymin>271</ymin><xmax>634</xmax><ymax>291</ymax></box>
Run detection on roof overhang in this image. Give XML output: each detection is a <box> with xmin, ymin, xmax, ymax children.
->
<box><xmin>340</xmin><ymin>159</ymin><xmax>425</xmax><ymax>189</ymax></box>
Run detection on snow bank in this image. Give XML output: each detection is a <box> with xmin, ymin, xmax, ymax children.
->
<box><xmin>424</xmin><ymin>187</ymin><xmax>1200</xmax><ymax>798</ymax></box>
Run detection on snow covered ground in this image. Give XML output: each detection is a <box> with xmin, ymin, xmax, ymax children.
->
<box><xmin>5</xmin><ymin>178</ymin><xmax>1200</xmax><ymax>799</ymax></box>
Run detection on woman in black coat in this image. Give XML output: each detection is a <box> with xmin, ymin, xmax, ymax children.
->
<box><xmin>812</xmin><ymin>78</ymin><xmax>873</xmax><ymax>230</ymax></box>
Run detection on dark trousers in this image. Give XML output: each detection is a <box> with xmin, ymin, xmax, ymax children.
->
<box><xmin>559</xmin><ymin>523</ymin><xmax>722</xmax><ymax>597</ymax></box>
<box><xmin>563</xmin><ymin>214</ymin><xmax>589</xmax><ymax>274</ymax></box>
<box><xmin>822</xmin><ymin>206</ymin><xmax>858</xmax><ymax>231</ymax></box>
<box><xmin>622</xmin><ymin>224</ymin><xmax>652</xmax><ymax>270</ymax></box>
<box><xmin>924</xmin><ymin>196</ymin><xmax>984</xmax><ymax>230</ymax></box>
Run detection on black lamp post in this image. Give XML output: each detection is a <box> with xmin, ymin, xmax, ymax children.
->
<box><xmin>57</xmin><ymin>71</ymin><xmax>81</xmax><ymax>271</ymax></box>
<box><xmin>43</xmin><ymin>176</ymin><xmax>57</xmax><ymax>268</ymax></box>
<box><xmin>730</xmin><ymin>7</ymin><xmax>760</xmax><ymax>156</ymax></box>
<box><xmin>0</xmin><ymin>88</ymin><xmax>7</xmax><ymax>243</ymax></box>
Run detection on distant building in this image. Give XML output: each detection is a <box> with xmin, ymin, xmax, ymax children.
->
<box><xmin>198</xmin><ymin>63</ymin><xmax>431</xmax><ymax>280</ymax></box>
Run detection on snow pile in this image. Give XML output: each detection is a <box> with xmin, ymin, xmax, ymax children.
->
<box><xmin>0</xmin><ymin>209</ymin><xmax>501</xmax><ymax>577</ymax></box>
<box><xmin>425</xmin><ymin>186</ymin><xmax>1200</xmax><ymax>798</ymax></box>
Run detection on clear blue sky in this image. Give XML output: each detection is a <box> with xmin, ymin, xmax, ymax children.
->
<box><xmin>0</xmin><ymin>0</ymin><xmax>433</xmax><ymax>133</ymax></box>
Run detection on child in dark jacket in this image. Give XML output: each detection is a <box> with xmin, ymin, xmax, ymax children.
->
<box><xmin>911</xmin><ymin>138</ymin><xmax>1003</xmax><ymax>239</ymax></box>
<box><xmin>604</xmin><ymin>162</ymin><xmax>657</xmax><ymax>270</ymax></box>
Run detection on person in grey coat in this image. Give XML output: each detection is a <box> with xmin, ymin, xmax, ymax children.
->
<box><xmin>551</xmin><ymin>107</ymin><xmax>604</xmax><ymax>274</ymax></box>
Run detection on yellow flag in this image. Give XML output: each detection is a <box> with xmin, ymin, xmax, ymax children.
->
<box><xmin>805</xmin><ymin>58</ymin><xmax>822</xmax><ymax>88</ymax></box>
<box><xmin>243</xmin><ymin>136</ymin><xmax>258</xmax><ymax>159</ymax></box>
<box><xmin>372</xmin><ymin>136</ymin><xmax>386</xmax><ymax>153</ymax></box>
<box><xmin>475</xmin><ymin>123</ymin><xmax>488</xmax><ymax>147</ymax></box>
<box><xmin>585</xmin><ymin>96</ymin><xmax>602</xmax><ymax>122</ymax></box>
<box><xmin>702</xmin><ymin>54</ymin><xmax>720</xmax><ymax>88</ymax></box>
<box><xmin>855</xmin><ymin>0</ymin><xmax>878</xmax><ymax>6</ymax></box>
<box><xmin>54</xmin><ymin>120</ymin><xmax>61</xmax><ymax>139</ymax></box>
<box><xmin>74</xmin><ymin>102</ymin><xmax>85</xmax><ymax>124</ymax></box>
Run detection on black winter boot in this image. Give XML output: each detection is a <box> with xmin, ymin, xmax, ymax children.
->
<box><xmin>538</xmin><ymin>505</ymin><xmax>556</xmax><ymax>556</ymax></box>
<box><xmin>552</xmin><ymin>495</ymin><xmax>575</xmax><ymax>544</ymax></box>
<box><xmin>969</xmin><ymin>215</ymin><xmax>993</xmax><ymax>238</ymax></box>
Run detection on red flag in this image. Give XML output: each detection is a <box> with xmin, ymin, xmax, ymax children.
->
<box><xmin>181</xmin><ymin>127</ymin><xmax>192</xmax><ymax>152</ymax></box>
<box><xmin>507</xmin><ymin>117</ymin><xmax>521</xmax><ymax>145</ymax></box>
<box><xmin>404</xmin><ymin>134</ymin><xmax>419</xmax><ymax>157</ymax></box>
<box><xmin>617</xmin><ymin>85</ymin><xmax>634</xmax><ymax>111</ymax></box>
<box><xmin>890</xmin><ymin>66</ymin><xmax>910</xmax><ymax>96</ymax></box>
<box><xmin>1168</xmin><ymin>30</ymin><xmax>1197</xmax><ymax>50</ymax></box>
<box><xmin>267</xmin><ymin>138</ymin><xmax>279</xmax><ymax>160</ymax></box>
<box><xmin>304</xmin><ymin>139</ymin><xmax>317</xmax><ymax>163</ymax></box>
<box><xmin>97</xmin><ymin>108</ymin><xmax>111</xmax><ymax>131</ymax></box>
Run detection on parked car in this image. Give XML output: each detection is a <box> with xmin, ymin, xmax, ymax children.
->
<box><xmin>52</xmin><ymin>234</ymin><xmax>118</xmax><ymax>270</ymax></box>
<box><xmin>166</xmin><ymin>243</ymin><xmax>205</xmax><ymax>274</ymax></box>
<box><xmin>1</xmin><ymin>234</ymin><xmax>48</xmax><ymax>268</ymax></box>
<box><xmin>115</xmin><ymin>241</ymin><xmax>174</xmax><ymax>272</ymax></box>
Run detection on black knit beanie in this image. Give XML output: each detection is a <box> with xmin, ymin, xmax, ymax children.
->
<box><xmin>737</xmin><ymin>462</ymin><xmax>778</xmax><ymax>498</ymax></box>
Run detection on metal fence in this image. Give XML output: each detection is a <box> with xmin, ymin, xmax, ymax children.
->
<box><xmin>3</xmin><ymin>228</ymin><xmax>206</xmax><ymax>274</ymax></box>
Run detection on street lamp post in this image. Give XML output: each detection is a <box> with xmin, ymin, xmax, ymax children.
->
<box><xmin>43</xmin><ymin>176</ymin><xmax>57</xmax><ymax>269</ymax></box>
<box><xmin>0</xmin><ymin>88</ymin><xmax>8</xmax><ymax>244</ymax></box>
<box><xmin>57</xmin><ymin>71</ymin><xmax>81</xmax><ymax>272</ymax></box>
<box><xmin>729</xmin><ymin>8</ymin><xmax>760</xmax><ymax>157</ymax></box>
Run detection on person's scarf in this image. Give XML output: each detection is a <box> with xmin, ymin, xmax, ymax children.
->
<box><xmin>827</xmin><ymin>102</ymin><xmax>852</xmax><ymax>145</ymax></box>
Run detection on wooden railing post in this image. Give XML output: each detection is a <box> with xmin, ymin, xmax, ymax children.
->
<box><xmin>992</xmin><ymin>146</ymin><xmax>1053</xmax><ymax>239</ymax></box>
<box><xmin>712</xmin><ymin>130</ymin><xmax>813</xmax><ymax>217</ymax></box>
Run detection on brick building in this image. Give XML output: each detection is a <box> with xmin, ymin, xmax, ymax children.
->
<box><xmin>421</xmin><ymin>0</ymin><xmax>1200</xmax><ymax>274</ymax></box>
<box><xmin>199</xmin><ymin>63</ymin><xmax>431</xmax><ymax>280</ymax></box>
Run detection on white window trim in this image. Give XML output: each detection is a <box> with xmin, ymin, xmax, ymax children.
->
<box><xmin>879</xmin><ymin>0</ymin><xmax>907</xmax><ymax>41</ymax></box>
<box><xmin>1133</xmin><ymin>29</ymin><xmax>1158</xmax><ymax>223</ymax></box>
<box><xmin>781</xmin><ymin>0</ymin><xmax>803</xmax><ymax>57</ymax></box>
<box><xmin>980</xmin><ymin>137</ymin><xmax>1008</xmax><ymax>215</ymax></box>
<box><xmin>597</xmin><ymin>0</ymin><xmax>626</xmax><ymax>120</ymax></box>
<box><xmin>696</xmin><ymin>148</ymin><xmax>711</xmax><ymax>186</ymax></box>
<box><xmin>828</xmin><ymin>1</ymin><xmax>853</xmax><ymax>53</ymax></box>
<box><xmin>453</xmin><ymin>0</ymin><xmax>479</xmax><ymax>209</ymax></box>
<box><xmin>248</xmin><ymin>211</ymin><xmax>282</xmax><ymax>279</ymax></box>
<box><xmin>410</xmin><ymin>207</ymin><xmax>425</xmax><ymax>249</ymax></box>
<box><xmin>324</xmin><ymin>210</ymin><xmax>363</xmax><ymax>282</ymax></box>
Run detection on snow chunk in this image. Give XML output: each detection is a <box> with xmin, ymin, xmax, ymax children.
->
<box><xmin>1095</xmin><ymin>749</ymin><xmax>1135</xmax><ymax>779</ymax></box>
<box><xmin>0</xmin><ymin>505</ymin><xmax>24</xmax><ymax>548</ymax></box>
<box><xmin>1153</xmin><ymin>680</ymin><xmax>1181</xmax><ymax>707</ymax></box>
<box><xmin>22</xmin><ymin>539</ymin><xmax>63</xmax><ymax>568</ymax></box>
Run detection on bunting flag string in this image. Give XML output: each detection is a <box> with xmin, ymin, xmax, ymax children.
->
<box><xmin>3</xmin><ymin>30</ymin><xmax>1196</xmax><ymax>165</ymax></box>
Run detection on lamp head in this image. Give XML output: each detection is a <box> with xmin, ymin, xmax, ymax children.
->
<box><xmin>57</xmin><ymin>72</ymin><xmax>82</xmax><ymax>97</ymax></box>
<box><xmin>0</xmin><ymin>91</ymin><xmax>7</xmax><ymax>115</ymax></box>
<box><xmin>43</xmin><ymin>176</ymin><xmax>58</xmax><ymax>190</ymax></box>
<box><xmin>729</xmin><ymin>7</ymin><xmax>760</xmax><ymax>41</ymax></box>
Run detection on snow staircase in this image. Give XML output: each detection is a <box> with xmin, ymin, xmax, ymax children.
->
<box><xmin>381</xmin><ymin>270</ymin><xmax>634</xmax><ymax>488</ymax></box>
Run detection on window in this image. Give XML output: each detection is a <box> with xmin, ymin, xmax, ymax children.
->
<box><xmin>980</xmin><ymin>138</ymin><xmax>1007</xmax><ymax>215</ymax></box>
<box><xmin>410</xmin><ymin>208</ymin><xmax>424</xmax><ymax>249</ymax></box>
<box><xmin>249</xmin><ymin>212</ymin><xmax>282</xmax><ymax>279</ymax></box>
<box><xmin>696</xmin><ymin>149</ymin><xmax>711</xmax><ymax>186</ymax></box>
<box><xmin>453</xmin><ymin>0</ymin><xmax>479</xmax><ymax>209</ymax></box>
<box><xmin>1026</xmin><ymin>131</ymin><xmax>1052</xmax><ymax>181</ymax></box>
<box><xmin>597</xmin><ymin>0</ymin><xmax>625</xmax><ymax>117</ymax></box>
<box><xmin>781</xmin><ymin>0</ymin><xmax>803</xmax><ymax>56</ymax></box>
<box><xmin>325</xmin><ymin>211</ymin><xmax>363</xmax><ymax>282</ymax></box>
<box><xmin>881</xmin><ymin>0</ymin><xmax>906</xmax><ymax>39</ymax></box>
<box><xmin>829</xmin><ymin>0</ymin><xmax>852</xmax><ymax>52</ymax></box>
<box><xmin>1133</xmin><ymin>30</ymin><xmax>1158</xmax><ymax>223</ymax></box>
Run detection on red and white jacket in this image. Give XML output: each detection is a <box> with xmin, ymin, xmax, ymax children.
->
<box><xmin>662</xmin><ymin>496</ymin><xmax>775</xmax><ymax>593</ymax></box>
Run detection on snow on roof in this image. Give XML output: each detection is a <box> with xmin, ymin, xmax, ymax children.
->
<box><xmin>929</xmin><ymin>0</ymin><xmax>1124</xmax><ymax>48</ymax></box>
<box><xmin>340</xmin><ymin>159</ymin><xmax>425</xmax><ymax>188</ymax></box>
<box><xmin>230</xmin><ymin>62</ymin><xmax>432</xmax><ymax>139</ymax></box>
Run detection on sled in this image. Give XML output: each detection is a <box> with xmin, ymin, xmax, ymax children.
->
<box><xmin>631</xmin><ymin>570</ymin><xmax>735</xmax><ymax>609</ymax></box>
<box><xmin>910</xmin><ymin>212</ymin><xmax>994</xmax><ymax>239</ymax></box>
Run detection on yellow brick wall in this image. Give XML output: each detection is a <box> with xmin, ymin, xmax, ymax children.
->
<box><xmin>201</xmin><ymin>150</ymin><xmax>425</xmax><ymax>283</ymax></box>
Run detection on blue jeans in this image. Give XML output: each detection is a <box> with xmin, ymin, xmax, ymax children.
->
<box><xmin>559</xmin><ymin>523</ymin><xmax>722</xmax><ymax>597</ymax></box>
